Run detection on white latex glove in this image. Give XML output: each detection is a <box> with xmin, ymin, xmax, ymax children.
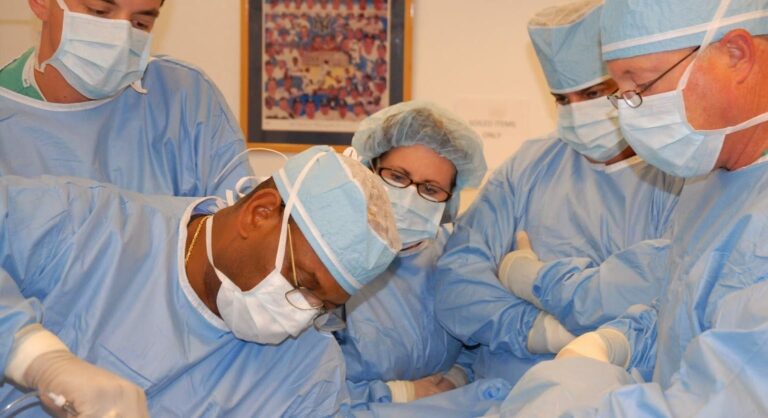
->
<box><xmin>527</xmin><ymin>311</ymin><xmax>576</xmax><ymax>354</ymax></box>
<box><xmin>498</xmin><ymin>231</ymin><xmax>544</xmax><ymax>308</ymax></box>
<box><xmin>386</xmin><ymin>374</ymin><xmax>456</xmax><ymax>403</ymax></box>
<box><xmin>441</xmin><ymin>364</ymin><xmax>469</xmax><ymax>388</ymax></box>
<box><xmin>555</xmin><ymin>328</ymin><xmax>631</xmax><ymax>368</ymax></box>
<box><xmin>5</xmin><ymin>324</ymin><xmax>148</xmax><ymax>418</ymax></box>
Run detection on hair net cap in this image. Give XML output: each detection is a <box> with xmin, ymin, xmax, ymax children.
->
<box><xmin>528</xmin><ymin>0</ymin><xmax>608</xmax><ymax>93</ymax></box>
<box><xmin>350</xmin><ymin>100</ymin><xmax>487</xmax><ymax>220</ymax></box>
<box><xmin>273</xmin><ymin>145</ymin><xmax>401</xmax><ymax>295</ymax></box>
<box><xmin>601</xmin><ymin>0</ymin><xmax>768</xmax><ymax>60</ymax></box>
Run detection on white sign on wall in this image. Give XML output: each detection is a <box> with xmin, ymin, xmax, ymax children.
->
<box><xmin>453</xmin><ymin>96</ymin><xmax>532</xmax><ymax>172</ymax></box>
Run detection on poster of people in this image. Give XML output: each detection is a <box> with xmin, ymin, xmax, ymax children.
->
<box><xmin>261</xmin><ymin>0</ymin><xmax>392</xmax><ymax>133</ymax></box>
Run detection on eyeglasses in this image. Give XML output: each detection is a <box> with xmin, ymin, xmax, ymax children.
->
<box><xmin>283</xmin><ymin>225</ymin><xmax>347</xmax><ymax>332</ymax></box>
<box><xmin>608</xmin><ymin>46</ymin><xmax>700</xmax><ymax>109</ymax></box>
<box><xmin>376</xmin><ymin>166</ymin><xmax>453</xmax><ymax>203</ymax></box>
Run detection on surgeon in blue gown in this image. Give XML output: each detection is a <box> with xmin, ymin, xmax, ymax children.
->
<box><xmin>334</xmin><ymin>101</ymin><xmax>489</xmax><ymax>410</ymax></box>
<box><xmin>435</xmin><ymin>0</ymin><xmax>684</xmax><ymax>386</ymax></box>
<box><xmin>0</xmin><ymin>0</ymin><xmax>252</xmax><ymax>197</ymax></box>
<box><xmin>497</xmin><ymin>0</ymin><xmax>768</xmax><ymax>416</ymax></box>
<box><xmin>0</xmin><ymin>146</ymin><xmax>402</xmax><ymax>417</ymax></box>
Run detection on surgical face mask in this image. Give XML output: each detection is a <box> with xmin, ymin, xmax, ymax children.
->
<box><xmin>384</xmin><ymin>183</ymin><xmax>445</xmax><ymax>248</ymax></box>
<box><xmin>617</xmin><ymin>25</ymin><xmax>768</xmax><ymax>178</ymax></box>
<box><xmin>38</xmin><ymin>0</ymin><xmax>152</xmax><ymax>99</ymax></box>
<box><xmin>206</xmin><ymin>215</ymin><xmax>316</xmax><ymax>345</ymax></box>
<box><xmin>206</xmin><ymin>151</ymin><xmax>325</xmax><ymax>344</ymax></box>
<box><xmin>557</xmin><ymin>98</ymin><xmax>628</xmax><ymax>162</ymax></box>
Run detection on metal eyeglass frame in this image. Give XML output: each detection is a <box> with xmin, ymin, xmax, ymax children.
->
<box><xmin>607</xmin><ymin>46</ymin><xmax>700</xmax><ymax>109</ymax></box>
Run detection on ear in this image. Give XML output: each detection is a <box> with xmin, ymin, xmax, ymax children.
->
<box><xmin>236</xmin><ymin>189</ymin><xmax>283</xmax><ymax>239</ymax></box>
<box><xmin>28</xmin><ymin>0</ymin><xmax>50</xmax><ymax>21</ymax></box>
<box><xmin>720</xmin><ymin>29</ymin><xmax>756</xmax><ymax>84</ymax></box>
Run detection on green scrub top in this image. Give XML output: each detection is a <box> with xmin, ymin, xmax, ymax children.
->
<box><xmin>0</xmin><ymin>48</ymin><xmax>44</xmax><ymax>100</ymax></box>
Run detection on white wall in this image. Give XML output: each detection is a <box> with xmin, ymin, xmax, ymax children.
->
<box><xmin>0</xmin><ymin>1</ymin><xmax>39</xmax><ymax>67</ymax></box>
<box><xmin>412</xmin><ymin>0</ymin><xmax>562</xmax><ymax>170</ymax></box>
<box><xmin>150</xmin><ymin>0</ymin><xmax>243</xmax><ymax>120</ymax></box>
<box><xmin>1</xmin><ymin>0</ymin><xmax>565</xmax><ymax>208</ymax></box>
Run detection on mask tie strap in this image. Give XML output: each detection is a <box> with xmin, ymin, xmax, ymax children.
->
<box><xmin>679</xmin><ymin>0</ymin><xmax>732</xmax><ymax>89</ymax></box>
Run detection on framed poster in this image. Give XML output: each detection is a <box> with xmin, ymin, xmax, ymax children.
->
<box><xmin>241</xmin><ymin>0</ymin><xmax>412</xmax><ymax>151</ymax></box>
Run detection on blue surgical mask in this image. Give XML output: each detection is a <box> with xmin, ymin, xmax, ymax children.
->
<box><xmin>37</xmin><ymin>0</ymin><xmax>152</xmax><ymax>99</ymax></box>
<box><xmin>384</xmin><ymin>183</ymin><xmax>445</xmax><ymax>248</ymax></box>
<box><xmin>557</xmin><ymin>98</ymin><xmax>628</xmax><ymax>162</ymax></box>
<box><xmin>618</xmin><ymin>41</ymin><xmax>768</xmax><ymax>178</ymax></box>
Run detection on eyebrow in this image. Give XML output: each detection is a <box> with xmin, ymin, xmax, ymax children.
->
<box><xmin>99</xmin><ymin>0</ymin><xmax>161</xmax><ymax>17</ymax></box>
<box><xmin>137</xmin><ymin>8</ymin><xmax>160</xmax><ymax>18</ymax></box>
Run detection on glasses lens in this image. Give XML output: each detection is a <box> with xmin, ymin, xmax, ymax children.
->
<box><xmin>416</xmin><ymin>184</ymin><xmax>450</xmax><ymax>203</ymax></box>
<box><xmin>379</xmin><ymin>168</ymin><xmax>410</xmax><ymax>188</ymax></box>
<box><xmin>313</xmin><ymin>309</ymin><xmax>346</xmax><ymax>332</ymax></box>
<box><xmin>623</xmin><ymin>91</ymin><xmax>643</xmax><ymax>108</ymax></box>
<box><xmin>285</xmin><ymin>288</ymin><xmax>324</xmax><ymax>310</ymax></box>
<box><xmin>607</xmin><ymin>94</ymin><xmax>619</xmax><ymax>109</ymax></box>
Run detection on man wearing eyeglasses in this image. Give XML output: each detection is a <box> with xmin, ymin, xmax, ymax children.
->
<box><xmin>0</xmin><ymin>146</ymin><xmax>401</xmax><ymax>416</ymax></box>
<box><xmin>435</xmin><ymin>0</ymin><xmax>684</xmax><ymax>386</ymax></box>
<box><xmin>495</xmin><ymin>0</ymin><xmax>768</xmax><ymax>416</ymax></box>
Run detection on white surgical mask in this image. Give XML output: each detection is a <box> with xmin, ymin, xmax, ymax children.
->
<box><xmin>617</xmin><ymin>5</ymin><xmax>768</xmax><ymax>178</ymax></box>
<box><xmin>558</xmin><ymin>99</ymin><xmax>628</xmax><ymax>162</ymax></box>
<box><xmin>206</xmin><ymin>216</ymin><xmax>316</xmax><ymax>344</ymax></box>
<box><xmin>207</xmin><ymin>152</ymin><xmax>325</xmax><ymax>344</ymax></box>
<box><xmin>384</xmin><ymin>183</ymin><xmax>445</xmax><ymax>248</ymax></box>
<box><xmin>38</xmin><ymin>0</ymin><xmax>152</xmax><ymax>99</ymax></box>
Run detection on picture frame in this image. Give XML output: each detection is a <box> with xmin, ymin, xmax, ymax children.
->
<box><xmin>240</xmin><ymin>0</ymin><xmax>412</xmax><ymax>152</ymax></box>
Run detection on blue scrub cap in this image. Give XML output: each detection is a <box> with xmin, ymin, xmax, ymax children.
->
<box><xmin>273</xmin><ymin>145</ymin><xmax>401</xmax><ymax>295</ymax></box>
<box><xmin>528</xmin><ymin>0</ymin><xmax>609</xmax><ymax>94</ymax></box>
<box><xmin>351</xmin><ymin>100</ymin><xmax>487</xmax><ymax>221</ymax></box>
<box><xmin>601</xmin><ymin>0</ymin><xmax>768</xmax><ymax>60</ymax></box>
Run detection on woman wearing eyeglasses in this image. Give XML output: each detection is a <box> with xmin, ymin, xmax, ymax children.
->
<box><xmin>335</xmin><ymin>101</ymin><xmax>496</xmax><ymax>411</ymax></box>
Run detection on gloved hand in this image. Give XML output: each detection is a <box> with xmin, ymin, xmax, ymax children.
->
<box><xmin>441</xmin><ymin>364</ymin><xmax>469</xmax><ymax>389</ymax></box>
<box><xmin>527</xmin><ymin>311</ymin><xmax>576</xmax><ymax>354</ymax></box>
<box><xmin>498</xmin><ymin>231</ymin><xmax>544</xmax><ymax>308</ymax></box>
<box><xmin>386</xmin><ymin>373</ymin><xmax>457</xmax><ymax>403</ymax></box>
<box><xmin>555</xmin><ymin>328</ymin><xmax>631</xmax><ymax>368</ymax></box>
<box><xmin>5</xmin><ymin>324</ymin><xmax>149</xmax><ymax>418</ymax></box>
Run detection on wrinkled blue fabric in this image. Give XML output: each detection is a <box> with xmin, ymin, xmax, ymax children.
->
<box><xmin>0</xmin><ymin>55</ymin><xmax>252</xmax><ymax>197</ymax></box>
<box><xmin>337</xmin><ymin>229</ymin><xmax>462</xmax><ymax>398</ymax></box>
<box><xmin>344</xmin><ymin>378</ymin><xmax>511</xmax><ymax>418</ymax></box>
<box><xmin>435</xmin><ymin>137</ymin><xmax>682</xmax><ymax>383</ymax></box>
<box><xmin>499</xmin><ymin>357</ymin><xmax>638</xmax><ymax>418</ymax></box>
<box><xmin>533</xmin><ymin>238</ymin><xmax>673</xmax><ymax>334</ymax></box>
<box><xmin>499</xmin><ymin>159</ymin><xmax>768</xmax><ymax>417</ymax></box>
<box><xmin>0</xmin><ymin>175</ymin><xmax>347</xmax><ymax>417</ymax></box>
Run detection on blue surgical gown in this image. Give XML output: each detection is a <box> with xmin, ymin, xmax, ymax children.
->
<box><xmin>499</xmin><ymin>159</ymin><xmax>768</xmax><ymax>417</ymax></box>
<box><xmin>336</xmin><ymin>228</ymin><xmax>467</xmax><ymax>404</ymax></box>
<box><xmin>0</xmin><ymin>175</ymin><xmax>347</xmax><ymax>417</ymax></box>
<box><xmin>435</xmin><ymin>137</ymin><xmax>682</xmax><ymax>384</ymax></box>
<box><xmin>0</xmin><ymin>54</ymin><xmax>252</xmax><ymax>198</ymax></box>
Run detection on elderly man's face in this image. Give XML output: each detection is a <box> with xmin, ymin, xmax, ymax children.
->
<box><xmin>607</xmin><ymin>46</ymin><xmax>725</xmax><ymax>130</ymax></box>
